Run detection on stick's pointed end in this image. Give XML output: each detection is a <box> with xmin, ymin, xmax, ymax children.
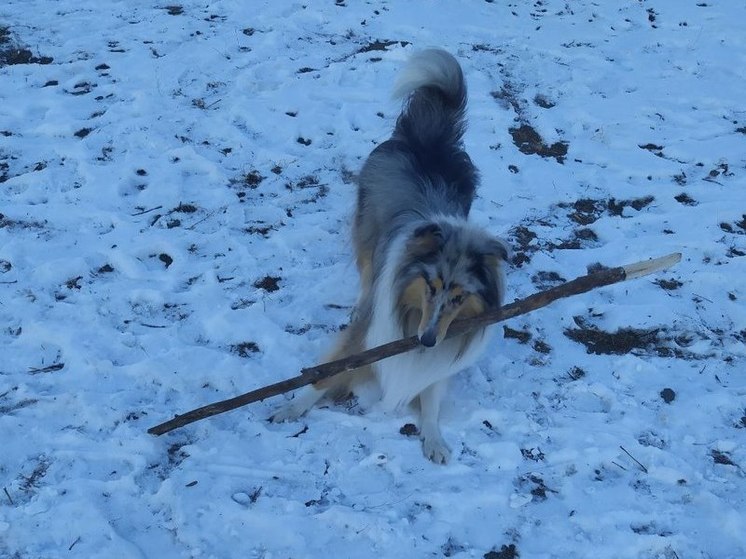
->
<box><xmin>623</xmin><ymin>252</ymin><xmax>682</xmax><ymax>280</ymax></box>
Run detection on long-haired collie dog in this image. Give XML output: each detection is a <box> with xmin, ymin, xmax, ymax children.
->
<box><xmin>273</xmin><ymin>49</ymin><xmax>508</xmax><ymax>463</ymax></box>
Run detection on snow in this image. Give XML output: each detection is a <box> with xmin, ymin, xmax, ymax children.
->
<box><xmin>1</xmin><ymin>0</ymin><xmax>745</xmax><ymax>557</ymax></box>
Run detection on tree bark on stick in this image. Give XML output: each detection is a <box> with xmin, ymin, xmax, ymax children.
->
<box><xmin>148</xmin><ymin>252</ymin><xmax>681</xmax><ymax>436</ymax></box>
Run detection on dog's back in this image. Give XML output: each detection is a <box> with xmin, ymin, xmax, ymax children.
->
<box><xmin>354</xmin><ymin>49</ymin><xmax>480</xmax><ymax>284</ymax></box>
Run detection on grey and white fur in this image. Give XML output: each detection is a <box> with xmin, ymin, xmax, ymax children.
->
<box><xmin>272</xmin><ymin>49</ymin><xmax>508</xmax><ymax>464</ymax></box>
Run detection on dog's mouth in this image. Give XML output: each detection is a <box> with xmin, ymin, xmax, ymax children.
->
<box><xmin>416</xmin><ymin>287</ymin><xmax>486</xmax><ymax>348</ymax></box>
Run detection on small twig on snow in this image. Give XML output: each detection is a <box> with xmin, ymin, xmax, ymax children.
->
<box><xmin>131</xmin><ymin>205</ymin><xmax>163</xmax><ymax>217</ymax></box>
<box><xmin>620</xmin><ymin>445</ymin><xmax>649</xmax><ymax>474</ymax></box>
<box><xmin>28</xmin><ymin>363</ymin><xmax>64</xmax><ymax>374</ymax></box>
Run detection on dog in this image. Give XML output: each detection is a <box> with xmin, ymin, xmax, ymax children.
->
<box><xmin>272</xmin><ymin>49</ymin><xmax>508</xmax><ymax>463</ymax></box>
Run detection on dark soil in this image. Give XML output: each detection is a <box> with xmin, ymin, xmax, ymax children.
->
<box><xmin>254</xmin><ymin>275</ymin><xmax>281</xmax><ymax>292</ymax></box>
<box><xmin>357</xmin><ymin>39</ymin><xmax>410</xmax><ymax>54</ymax></box>
<box><xmin>484</xmin><ymin>544</ymin><xmax>519</xmax><ymax>559</ymax></box>
<box><xmin>674</xmin><ymin>192</ymin><xmax>698</xmax><ymax>206</ymax></box>
<box><xmin>711</xmin><ymin>449</ymin><xmax>738</xmax><ymax>467</ymax></box>
<box><xmin>531</xmin><ymin>270</ymin><xmax>566</xmax><ymax>289</ymax></box>
<box><xmin>560</xmin><ymin>196</ymin><xmax>655</xmax><ymax>224</ymax></box>
<box><xmin>555</xmin><ymin>227</ymin><xmax>599</xmax><ymax>250</ymax></box>
<box><xmin>399</xmin><ymin>423</ymin><xmax>419</xmax><ymax>436</ymax></box>
<box><xmin>231</xmin><ymin>342</ymin><xmax>260</xmax><ymax>358</ymax></box>
<box><xmin>158</xmin><ymin>253</ymin><xmax>173</xmax><ymax>268</ymax></box>
<box><xmin>503</xmin><ymin>326</ymin><xmax>531</xmax><ymax>344</ymax></box>
<box><xmin>521</xmin><ymin>447</ymin><xmax>545</xmax><ymax>461</ymax></box>
<box><xmin>172</xmin><ymin>203</ymin><xmax>198</xmax><ymax>213</ymax></box>
<box><xmin>509</xmin><ymin>124</ymin><xmax>568</xmax><ymax>163</ymax></box>
<box><xmin>74</xmin><ymin>128</ymin><xmax>93</xmax><ymax>138</ymax></box>
<box><xmin>564</xmin><ymin>317</ymin><xmax>712</xmax><ymax>359</ymax></box>
<box><xmin>0</xmin><ymin>26</ymin><xmax>53</xmax><ymax>66</ymax></box>
<box><xmin>654</xmin><ymin>278</ymin><xmax>683</xmax><ymax>290</ymax></box>
<box><xmin>20</xmin><ymin>457</ymin><xmax>50</xmax><ymax>492</ymax></box>
<box><xmin>509</xmin><ymin>195</ymin><xmax>656</xmax><ymax>266</ymax></box>
<box><xmin>564</xmin><ymin>325</ymin><xmax>662</xmax><ymax>355</ymax></box>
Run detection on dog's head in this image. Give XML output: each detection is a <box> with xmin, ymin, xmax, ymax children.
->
<box><xmin>396</xmin><ymin>220</ymin><xmax>508</xmax><ymax>347</ymax></box>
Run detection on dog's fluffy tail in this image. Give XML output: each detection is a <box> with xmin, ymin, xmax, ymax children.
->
<box><xmin>392</xmin><ymin>49</ymin><xmax>468</xmax><ymax>149</ymax></box>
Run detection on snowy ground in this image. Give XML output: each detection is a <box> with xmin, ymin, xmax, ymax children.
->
<box><xmin>2</xmin><ymin>1</ymin><xmax>745</xmax><ymax>557</ymax></box>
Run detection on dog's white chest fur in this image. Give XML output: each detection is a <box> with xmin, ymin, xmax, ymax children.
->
<box><xmin>366</xmin><ymin>236</ymin><xmax>491</xmax><ymax>411</ymax></box>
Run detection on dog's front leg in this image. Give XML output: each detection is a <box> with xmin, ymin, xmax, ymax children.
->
<box><xmin>418</xmin><ymin>380</ymin><xmax>451</xmax><ymax>464</ymax></box>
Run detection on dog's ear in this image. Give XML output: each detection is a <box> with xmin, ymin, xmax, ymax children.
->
<box><xmin>410</xmin><ymin>223</ymin><xmax>444</xmax><ymax>255</ymax></box>
<box><xmin>483</xmin><ymin>238</ymin><xmax>511</xmax><ymax>268</ymax></box>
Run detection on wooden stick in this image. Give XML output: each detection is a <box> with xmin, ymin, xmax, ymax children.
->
<box><xmin>148</xmin><ymin>252</ymin><xmax>681</xmax><ymax>436</ymax></box>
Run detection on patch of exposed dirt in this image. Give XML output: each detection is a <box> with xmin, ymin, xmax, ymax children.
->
<box><xmin>674</xmin><ymin>192</ymin><xmax>698</xmax><ymax>206</ymax></box>
<box><xmin>509</xmin><ymin>196</ymin><xmax>656</xmax><ymax>266</ymax></box>
<box><xmin>164</xmin><ymin>5</ymin><xmax>184</xmax><ymax>16</ymax></box>
<box><xmin>654</xmin><ymin>278</ymin><xmax>683</xmax><ymax>290</ymax></box>
<box><xmin>719</xmin><ymin>215</ymin><xmax>746</xmax><ymax>234</ymax></box>
<box><xmin>503</xmin><ymin>326</ymin><xmax>531</xmax><ymax>344</ymax></box>
<box><xmin>515</xmin><ymin>473</ymin><xmax>557</xmax><ymax>502</ymax></box>
<box><xmin>565</xmin><ymin>324</ymin><xmax>662</xmax><ymax>355</ymax></box>
<box><xmin>484</xmin><ymin>544</ymin><xmax>519</xmax><ymax>559</ymax></box>
<box><xmin>0</xmin><ymin>26</ymin><xmax>53</xmax><ymax>66</ymax></box>
<box><xmin>564</xmin><ymin>316</ymin><xmax>713</xmax><ymax>359</ymax></box>
<box><xmin>509</xmin><ymin>124</ymin><xmax>568</xmax><ymax>163</ymax></box>
<box><xmin>357</xmin><ymin>39</ymin><xmax>410</xmax><ymax>54</ymax></box>
<box><xmin>660</xmin><ymin>388</ymin><xmax>676</xmax><ymax>404</ymax></box>
<box><xmin>254</xmin><ymin>275</ymin><xmax>281</xmax><ymax>292</ymax></box>
<box><xmin>559</xmin><ymin>196</ymin><xmax>655</xmax><ymax>225</ymax></box>
<box><xmin>20</xmin><ymin>456</ymin><xmax>50</xmax><ymax>493</ymax></box>
<box><xmin>487</xmin><ymin>71</ymin><xmax>567</xmax><ymax>164</ymax></box>
<box><xmin>231</xmin><ymin>342</ymin><xmax>260</xmax><ymax>357</ymax></box>
<box><xmin>508</xmin><ymin>223</ymin><xmax>600</xmax><ymax>266</ymax></box>
<box><xmin>531</xmin><ymin>270</ymin><xmax>566</xmax><ymax>289</ymax></box>
<box><xmin>711</xmin><ymin>449</ymin><xmax>738</xmax><ymax>468</ymax></box>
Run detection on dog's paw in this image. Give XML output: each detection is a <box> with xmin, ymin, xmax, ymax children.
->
<box><xmin>422</xmin><ymin>434</ymin><xmax>451</xmax><ymax>464</ymax></box>
<box><xmin>269</xmin><ymin>402</ymin><xmax>307</xmax><ymax>423</ymax></box>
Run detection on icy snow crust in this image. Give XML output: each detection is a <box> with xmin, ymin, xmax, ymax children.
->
<box><xmin>1</xmin><ymin>1</ymin><xmax>745</xmax><ymax>557</ymax></box>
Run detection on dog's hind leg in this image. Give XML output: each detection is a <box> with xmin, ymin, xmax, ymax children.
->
<box><xmin>418</xmin><ymin>379</ymin><xmax>451</xmax><ymax>464</ymax></box>
<box><xmin>270</xmin><ymin>324</ymin><xmax>368</xmax><ymax>422</ymax></box>
<box><xmin>355</xmin><ymin>248</ymin><xmax>374</xmax><ymax>294</ymax></box>
<box><xmin>271</xmin><ymin>365</ymin><xmax>370</xmax><ymax>422</ymax></box>
<box><xmin>270</xmin><ymin>383</ymin><xmax>328</xmax><ymax>423</ymax></box>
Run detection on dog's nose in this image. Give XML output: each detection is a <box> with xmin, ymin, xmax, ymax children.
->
<box><xmin>419</xmin><ymin>331</ymin><xmax>437</xmax><ymax>347</ymax></box>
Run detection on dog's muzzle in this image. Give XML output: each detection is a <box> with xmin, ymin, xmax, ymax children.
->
<box><xmin>419</xmin><ymin>329</ymin><xmax>438</xmax><ymax>348</ymax></box>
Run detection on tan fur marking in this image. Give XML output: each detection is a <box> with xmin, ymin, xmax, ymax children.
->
<box><xmin>313</xmin><ymin>323</ymin><xmax>372</xmax><ymax>397</ymax></box>
<box><xmin>484</xmin><ymin>254</ymin><xmax>500</xmax><ymax>271</ymax></box>
<box><xmin>431</xmin><ymin>277</ymin><xmax>444</xmax><ymax>292</ymax></box>
<box><xmin>401</xmin><ymin>277</ymin><xmax>428</xmax><ymax>310</ymax></box>
<box><xmin>409</xmin><ymin>230</ymin><xmax>440</xmax><ymax>256</ymax></box>
<box><xmin>399</xmin><ymin>276</ymin><xmax>433</xmax><ymax>335</ymax></box>
<box><xmin>448</xmin><ymin>285</ymin><xmax>464</xmax><ymax>298</ymax></box>
<box><xmin>459</xmin><ymin>294</ymin><xmax>485</xmax><ymax>319</ymax></box>
<box><xmin>435</xmin><ymin>307</ymin><xmax>461</xmax><ymax>341</ymax></box>
<box><xmin>435</xmin><ymin>293</ymin><xmax>485</xmax><ymax>342</ymax></box>
<box><xmin>356</xmin><ymin>250</ymin><xmax>374</xmax><ymax>291</ymax></box>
